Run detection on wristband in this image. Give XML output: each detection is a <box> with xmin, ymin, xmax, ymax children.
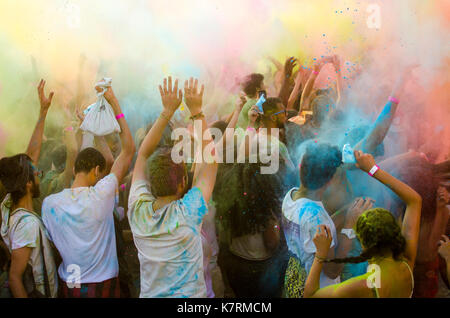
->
<box><xmin>341</xmin><ymin>228</ymin><xmax>356</xmax><ymax>239</ymax></box>
<box><xmin>388</xmin><ymin>96</ymin><xmax>399</xmax><ymax>104</ymax></box>
<box><xmin>64</xmin><ymin>126</ymin><xmax>74</xmax><ymax>132</ymax></box>
<box><xmin>315</xmin><ymin>255</ymin><xmax>327</xmax><ymax>263</ymax></box>
<box><xmin>189</xmin><ymin>111</ymin><xmax>205</xmax><ymax>121</ymax></box>
<box><xmin>313</xmin><ymin>70</ymin><xmax>319</xmax><ymax>75</ymax></box>
<box><xmin>247</xmin><ymin>127</ymin><xmax>256</xmax><ymax>132</ymax></box>
<box><xmin>115</xmin><ymin>113</ymin><xmax>124</xmax><ymax>120</ymax></box>
<box><xmin>159</xmin><ymin>112</ymin><xmax>171</xmax><ymax>122</ymax></box>
<box><xmin>120</xmin><ymin>184</ymin><xmax>126</xmax><ymax>191</ymax></box>
<box><xmin>368</xmin><ymin>164</ymin><xmax>380</xmax><ymax>177</ymax></box>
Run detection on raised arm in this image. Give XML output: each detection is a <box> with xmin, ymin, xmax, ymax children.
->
<box><xmin>132</xmin><ymin>76</ymin><xmax>182</xmax><ymax>184</ymax></box>
<box><xmin>26</xmin><ymin>79</ymin><xmax>54</xmax><ymax>164</ymax></box>
<box><xmin>354</xmin><ymin>150</ymin><xmax>422</xmax><ymax>267</ymax></box>
<box><xmin>278</xmin><ymin>57</ymin><xmax>297</xmax><ymax>106</ymax></box>
<box><xmin>286</xmin><ymin>68</ymin><xmax>304</xmax><ymax>110</ymax></box>
<box><xmin>354</xmin><ymin>66</ymin><xmax>415</xmax><ymax>154</ymax></box>
<box><xmin>299</xmin><ymin>58</ymin><xmax>326</xmax><ymax>112</ymax></box>
<box><xmin>104</xmin><ymin>87</ymin><xmax>136</xmax><ymax>184</ymax></box>
<box><xmin>185</xmin><ymin>78</ymin><xmax>217</xmax><ymax>203</ymax></box>
<box><xmin>331</xmin><ymin>55</ymin><xmax>343</xmax><ymax>109</ymax></box>
<box><xmin>52</xmin><ymin>106</ymin><xmax>80</xmax><ymax>188</ymax></box>
<box><xmin>221</xmin><ymin>94</ymin><xmax>246</xmax><ymax>149</ymax></box>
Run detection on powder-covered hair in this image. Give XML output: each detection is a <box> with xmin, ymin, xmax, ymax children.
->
<box><xmin>326</xmin><ymin>208</ymin><xmax>406</xmax><ymax>264</ymax></box>
<box><xmin>300</xmin><ymin>142</ymin><xmax>342</xmax><ymax>190</ymax></box>
<box><xmin>147</xmin><ymin>147</ymin><xmax>186</xmax><ymax>197</ymax></box>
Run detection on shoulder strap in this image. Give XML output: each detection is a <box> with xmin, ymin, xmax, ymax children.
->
<box><xmin>11</xmin><ymin>210</ymin><xmax>51</xmax><ymax>297</ymax></box>
<box><xmin>402</xmin><ymin>260</ymin><xmax>414</xmax><ymax>297</ymax></box>
<box><xmin>371</xmin><ymin>286</ymin><xmax>380</xmax><ymax>298</ymax></box>
<box><xmin>38</xmin><ymin>229</ymin><xmax>51</xmax><ymax>298</ymax></box>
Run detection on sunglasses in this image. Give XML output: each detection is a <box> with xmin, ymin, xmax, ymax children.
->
<box><xmin>272</xmin><ymin>109</ymin><xmax>286</xmax><ymax>116</ymax></box>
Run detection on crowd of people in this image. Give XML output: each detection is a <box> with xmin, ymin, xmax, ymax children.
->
<box><xmin>0</xmin><ymin>55</ymin><xmax>449</xmax><ymax>298</ymax></box>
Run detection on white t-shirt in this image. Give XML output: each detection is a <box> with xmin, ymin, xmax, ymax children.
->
<box><xmin>1</xmin><ymin>195</ymin><xmax>58</xmax><ymax>297</ymax></box>
<box><xmin>128</xmin><ymin>179</ymin><xmax>208</xmax><ymax>298</ymax></box>
<box><xmin>42</xmin><ymin>173</ymin><xmax>119</xmax><ymax>284</ymax></box>
<box><xmin>282</xmin><ymin>188</ymin><xmax>340</xmax><ymax>288</ymax></box>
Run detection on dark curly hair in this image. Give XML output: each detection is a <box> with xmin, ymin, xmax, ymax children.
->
<box><xmin>241</xmin><ymin>73</ymin><xmax>264</xmax><ymax>97</ymax></box>
<box><xmin>327</xmin><ymin>208</ymin><xmax>406</xmax><ymax>263</ymax></box>
<box><xmin>214</xmin><ymin>162</ymin><xmax>284</xmax><ymax>238</ymax></box>
<box><xmin>300</xmin><ymin>142</ymin><xmax>342</xmax><ymax>190</ymax></box>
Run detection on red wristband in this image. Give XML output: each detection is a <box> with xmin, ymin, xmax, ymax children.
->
<box><xmin>64</xmin><ymin>126</ymin><xmax>73</xmax><ymax>132</ymax></box>
<box><xmin>313</xmin><ymin>71</ymin><xmax>319</xmax><ymax>75</ymax></box>
<box><xmin>115</xmin><ymin>113</ymin><xmax>124</xmax><ymax>120</ymax></box>
<box><xmin>388</xmin><ymin>96</ymin><xmax>399</xmax><ymax>104</ymax></box>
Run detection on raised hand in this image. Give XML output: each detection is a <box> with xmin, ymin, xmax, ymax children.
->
<box><xmin>184</xmin><ymin>77</ymin><xmax>204</xmax><ymax>115</ymax></box>
<box><xmin>100</xmin><ymin>86</ymin><xmax>117</xmax><ymax>104</ymax></box>
<box><xmin>354</xmin><ymin>150</ymin><xmax>376</xmax><ymax>173</ymax></box>
<box><xmin>313</xmin><ymin>225</ymin><xmax>333</xmax><ymax>258</ymax></box>
<box><xmin>313</xmin><ymin>58</ymin><xmax>327</xmax><ymax>73</ymax></box>
<box><xmin>236</xmin><ymin>93</ymin><xmax>247</xmax><ymax>112</ymax></box>
<box><xmin>37</xmin><ymin>79</ymin><xmax>54</xmax><ymax>114</ymax></box>
<box><xmin>159</xmin><ymin>76</ymin><xmax>183</xmax><ymax>114</ymax></box>
<box><xmin>344</xmin><ymin>197</ymin><xmax>375</xmax><ymax>227</ymax></box>
<box><xmin>331</xmin><ymin>55</ymin><xmax>341</xmax><ymax>72</ymax></box>
<box><xmin>248</xmin><ymin>105</ymin><xmax>260</xmax><ymax>126</ymax></box>
<box><xmin>284</xmin><ymin>57</ymin><xmax>298</xmax><ymax>78</ymax></box>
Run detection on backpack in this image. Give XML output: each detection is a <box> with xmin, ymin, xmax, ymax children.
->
<box><xmin>1</xmin><ymin>210</ymin><xmax>55</xmax><ymax>298</ymax></box>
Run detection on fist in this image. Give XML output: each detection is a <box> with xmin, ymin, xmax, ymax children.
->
<box><xmin>313</xmin><ymin>225</ymin><xmax>333</xmax><ymax>258</ymax></box>
<box><xmin>248</xmin><ymin>105</ymin><xmax>260</xmax><ymax>124</ymax></box>
<box><xmin>354</xmin><ymin>150</ymin><xmax>376</xmax><ymax>173</ymax></box>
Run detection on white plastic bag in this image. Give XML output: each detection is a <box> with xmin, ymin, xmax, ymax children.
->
<box><xmin>80</xmin><ymin>77</ymin><xmax>121</xmax><ymax>136</ymax></box>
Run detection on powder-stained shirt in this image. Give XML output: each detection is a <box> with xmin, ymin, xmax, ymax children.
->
<box><xmin>1</xmin><ymin>194</ymin><xmax>58</xmax><ymax>297</ymax></box>
<box><xmin>42</xmin><ymin>173</ymin><xmax>119</xmax><ymax>284</ymax></box>
<box><xmin>281</xmin><ymin>188</ymin><xmax>340</xmax><ymax>288</ymax></box>
<box><xmin>236</xmin><ymin>98</ymin><xmax>258</xmax><ymax>129</ymax></box>
<box><xmin>128</xmin><ymin>179</ymin><xmax>208</xmax><ymax>298</ymax></box>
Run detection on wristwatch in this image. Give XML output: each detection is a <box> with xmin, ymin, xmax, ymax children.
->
<box><xmin>340</xmin><ymin>228</ymin><xmax>356</xmax><ymax>239</ymax></box>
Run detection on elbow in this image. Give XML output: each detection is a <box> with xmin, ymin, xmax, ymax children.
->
<box><xmin>410</xmin><ymin>191</ymin><xmax>422</xmax><ymax>207</ymax></box>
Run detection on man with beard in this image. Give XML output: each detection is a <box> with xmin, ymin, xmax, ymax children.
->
<box><xmin>244</xmin><ymin>97</ymin><xmax>295</xmax><ymax>174</ymax></box>
<box><xmin>0</xmin><ymin>79</ymin><xmax>59</xmax><ymax>297</ymax></box>
<box><xmin>127</xmin><ymin>77</ymin><xmax>218</xmax><ymax>297</ymax></box>
<box><xmin>42</xmin><ymin>84</ymin><xmax>135</xmax><ymax>298</ymax></box>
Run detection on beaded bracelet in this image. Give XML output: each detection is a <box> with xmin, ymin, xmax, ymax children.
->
<box><xmin>159</xmin><ymin>112</ymin><xmax>171</xmax><ymax>122</ymax></box>
<box><xmin>315</xmin><ymin>255</ymin><xmax>327</xmax><ymax>263</ymax></box>
<box><xmin>189</xmin><ymin>111</ymin><xmax>205</xmax><ymax>121</ymax></box>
